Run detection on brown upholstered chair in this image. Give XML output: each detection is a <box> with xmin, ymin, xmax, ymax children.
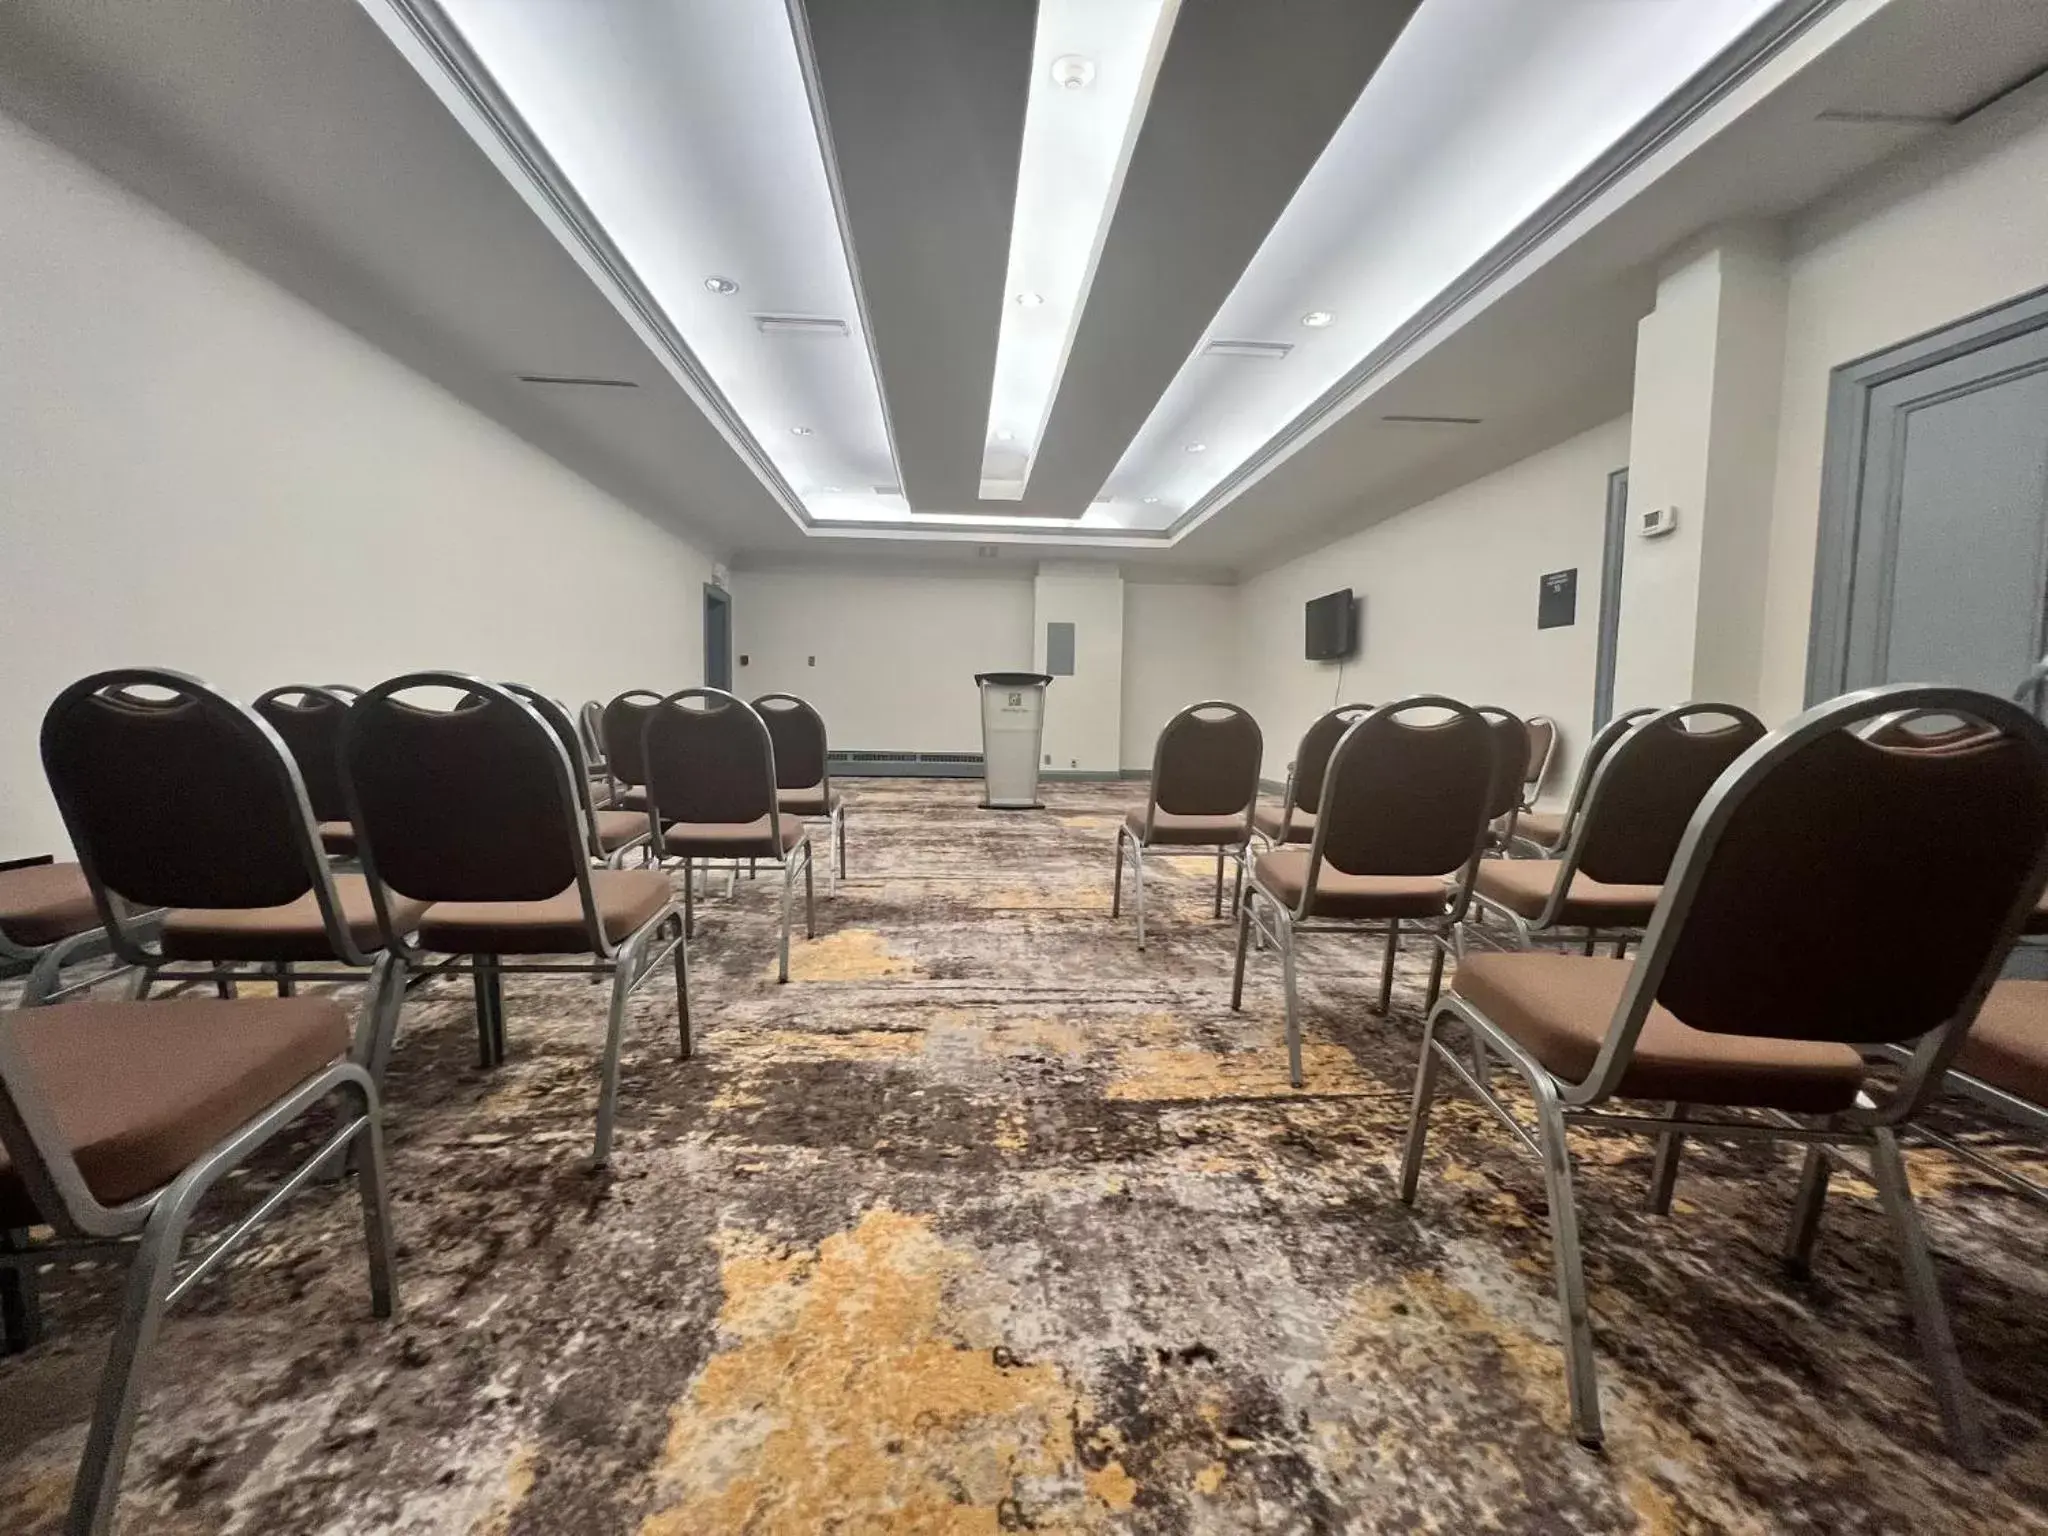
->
<box><xmin>0</xmin><ymin>992</ymin><xmax>396</xmax><ymax>1531</ymax></box>
<box><xmin>1401</xmin><ymin>683</ymin><xmax>2048</xmax><ymax>1461</ymax></box>
<box><xmin>505</xmin><ymin>685</ymin><xmax>651</xmax><ymax>868</ymax></box>
<box><xmin>1476</xmin><ymin>706</ymin><xmax>1531</xmax><ymax>853</ymax></box>
<box><xmin>343</xmin><ymin>675</ymin><xmax>684</xmax><ymax>1165</ymax></box>
<box><xmin>1114</xmin><ymin>702</ymin><xmax>1263</xmax><ymax>948</ymax></box>
<box><xmin>578</xmin><ymin>698</ymin><xmax>609</xmax><ymax>775</ymax></box>
<box><xmin>1508</xmin><ymin>705</ymin><xmax>1658</xmax><ymax>856</ymax></box>
<box><xmin>39</xmin><ymin>669</ymin><xmax>415</xmax><ymax>1070</ymax></box>
<box><xmin>1233</xmin><ymin>697</ymin><xmax>1496</xmax><ymax>1087</ymax></box>
<box><xmin>601</xmin><ymin>689</ymin><xmax>662</xmax><ymax>813</ymax></box>
<box><xmin>254</xmin><ymin>684</ymin><xmax>360</xmax><ymax>858</ymax></box>
<box><xmin>754</xmin><ymin>692</ymin><xmax>846</xmax><ymax>890</ymax></box>
<box><xmin>1471</xmin><ymin>704</ymin><xmax>1764</xmax><ymax>954</ymax></box>
<box><xmin>1253</xmin><ymin>703</ymin><xmax>1371</xmax><ymax>848</ymax></box>
<box><xmin>1520</xmin><ymin>714</ymin><xmax>1559</xmax><ymax>811</ymax></box>
<box><xmin>3</xmin><ymin>858</ymin><xmax>146</xmax><ymax>1010</ymax></box>
<box><xmin>644</xmin><ymin>689</ymin><xmax>814</xmax><ymax>979</ymax></box>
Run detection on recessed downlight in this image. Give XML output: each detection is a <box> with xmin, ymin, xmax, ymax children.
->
<box><xmin>1050</xmin><ymin>54</ymin><xmax>1096</xmax><ymax>90</ymax></box>
<box><xmin>820</xmin><ymin>485</ymin><xmax>841</xmax><ymax>494</ymax></box>
<box><xmin>995</xmin><ymin>429</ymin><xmax>1016</xmax><ymax>442</ymax></box>
<box><xmin>790</xmin><ymin>425</ymin><xmax>814</xmax><ymax>437</ymax></box>
<box><xmin>1184</xmin><ymin>441</ymin><xmax>1207</xmax><ymax>454</ymax></box>
<box><xmin>1142</xmin><ymin>496</ymin><xmax>1160</xmax><ymax>504</ymax></box>
<box><xmin>1300</xmin><ymin>309</ymin><xmax>1335</xmax><ymax>328</ymax></box>
<box><xmin>1014</xmin><ymin>291</ymin><xmax>1046</xmax><ymax>308</ymax></box>
<box><xmin>704</xmin><ymin>275</ymin><xmax>739</xmax><ymax>295</ymax></box>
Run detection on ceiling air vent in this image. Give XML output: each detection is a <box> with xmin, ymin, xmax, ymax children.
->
<box><xmin>752</xmin><ymin>314</ymin><xmax>851</xmax><ymax>337</ymax></box>
<box><xmin>976</xmin><ymin>545</ymin><xmax>1002</xmax><ymax>558</ymax></box>
<box><xmin>1202</xmin><ymin>339</ymin><xmax>1294</xmax><ymax>361</ymax></box>
<box><xmin>1380</xmin><ymin>413</ymin><xmax>1483</xmax><ymax>426</ymax></box>
<box><xmin>516</xmin><ymin>374</ymin><xmax>639</xmax><ymax>388</ymax></box>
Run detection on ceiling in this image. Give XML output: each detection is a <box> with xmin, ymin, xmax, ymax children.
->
<box><xmin>3</xmin><ymin>0</ymin><xmax>2046</xmax><ymax>574</ymax></box>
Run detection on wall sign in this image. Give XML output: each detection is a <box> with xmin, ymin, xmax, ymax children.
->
<box><xmin>1538</xmin><ymin>568</ymin><xmax>1578</xmax><ymax>630</ymax></box>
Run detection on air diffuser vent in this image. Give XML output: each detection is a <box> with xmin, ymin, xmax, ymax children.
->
<box><xmin>516</xmin><ymin>374</ymin><xmax>639</xmax><ymax>388</ymax></box>
<box><xmin>1381</xmin><ymin>413</ymin><xmax>1483</xmax><ymax>426</ymax></box>
<box><xmin>752</xmin><ymin>314</ymin><xmax>851</xmax><ymax>337</ymax></box>
<box><xmin>1203</xmin><ymin>339</ymin><xmax>1294</xmax><ymax>361</ymax></box>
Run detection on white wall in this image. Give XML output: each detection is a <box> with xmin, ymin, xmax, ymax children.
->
<box><xmin>1121</xmin><ymin>582</ymin><xmax>1240</xmax><ymax>770</ymax></box>
<box><xmin>730</xmin><ymin>567</ymin><xmax>1035</xmax><ymax>753</ymax></box>
<box><xmin>1236</xmin><ymin>416</ymin><xmax>1631</xmax><ymax>798</ymax></box>
<box><xmin>0</xmin><ymin>111</ymin><xmax>719</xmax><ymax>857</ymax></box>
<box><xmin>1756</xmin><ymin>84</ymin><xmax>2048</xmax><ymax>720</ymax></box>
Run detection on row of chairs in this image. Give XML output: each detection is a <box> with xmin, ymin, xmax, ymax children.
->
<box><xmin>1117</xmin><ymin>682</ymin><xmax>2048</xmax><ymax>1464</ymax></box>
<box><xmin>0</xmin><ymin>670</ymin><xmax>846</xmax><ymax>1533</ymax></box>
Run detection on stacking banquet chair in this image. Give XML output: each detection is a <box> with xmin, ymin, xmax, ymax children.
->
<box><xmin>601</xmin><ymin>689</ymin><xmax>662</xmax><ymax>814</ymax></box>
<box><xmin>1253</xmin><ymin>703</ymin><xmax>1371</xmax><ymax>849</ymax></box>
<box><xmin>1476</xmin><ymin>706</ymin><xmax>1531</xmax><ymax>854</ymax></box>
<box><xmin>1233</xmin><ymin>697</ymin><xmax>1497</xmax><ymax>1088</ymax></box>
<box><xmin>505</xmin><ymin>685</ymin><xmax>651</xmax><ymax>868</ymax></box>
<box><xmin>1399</xmin><ymin>683</ymin><xmax>2048</xmax><ymax>1462</ymax></box>
<box><xmin>3</xmin><ymin>857</ymin><xmax>147</xmax><ymax>1009</ymax></box>
<box><xmin>254</xmin><ymin>684</ymin><xmax>361</xmax><ymax>858</ymax></box>
<box><xmin>0</xmin><ymin>990</ymin><xmax>397</xmax><ymax>1534</ymax></box>
<box><xmin>644</xmin><ymin>689</ymin><xmax>814</xmax><ymax>989</ymax></box>
<box><xmin>1520</xmin><ymin>714</ymin><xmax>1560</xmax><ymax>814</ymax></box>
<box><xmin>38</xmin><ymin>669</ymin><xmax>416</xmax><ymax>1069</ymax></box>
<box><xmin>1509</xmin><ymin>706</ymin><xmax>1658</xmax><ymax>856</ymax></box>
<box><xmin>578</xmin><ymin>698</ymin><xmax>609</xmax><ymax>776</ymax></box>
<box><xmin>1471</xmin><ymin>704</ymin><xmax>1764</xmax><ymax>956</ymax></box>
<box><xmin>754</xmin><ymin>692</ymin><xmax>847</xmax><ymax>891</ymax></box>
<box><xmin>341</xmin><ymin>675</ymin><xmax>685</xmax><ymax>1166</ymax></box>
<box><xmin>1114</xmin><ymin>702</ymin><xmax>1263</xmax><ymax>949</ymax></box>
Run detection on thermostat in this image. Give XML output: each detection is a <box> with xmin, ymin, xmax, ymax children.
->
<box><xmin>1638</xmin><ymin>503</ymin><xmax>1679</xmax><ymax>538</ymax></box>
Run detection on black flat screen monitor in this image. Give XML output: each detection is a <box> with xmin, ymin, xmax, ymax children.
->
<box><xmin>1305</xmin><ymin>589</ymin><xmax>1357</xmax><ymax>661</ymax></box>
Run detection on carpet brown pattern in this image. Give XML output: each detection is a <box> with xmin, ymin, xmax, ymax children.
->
<box><xmin>6</xmin><ymin>778</ymin><xmax>2048</xmax><ymax>1533</ymax></box>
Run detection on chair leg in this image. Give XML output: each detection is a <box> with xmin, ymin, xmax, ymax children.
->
<box><xmin>1782</xmin><ymin>1141</ymin><xmax>1833</xmax><ymax>1277</ymax></box>
<box><xmin>778</xmin><ymin>862</ymin><xmax>794</xmax><ymax>983</ymax></box>
<box><xmin>350</xmin><ymin>1079</ymin><xmax>398</xmax><ymax>1319</ymax></box>
<box><xmin>1423</xmin><ymin>938</ymin><xmax>1449</xmax><ymax>1015</ymax></box>
<box><xmin>1377</xmin><ymin>919</ymin><xmax>1400</xmax><ymax>1014</ymax></box>
<box><xmin>1134</xmin><ymin>844</ymin><xmax>1148</xmax><ymax>951</ymax></box>
<box><xmin>1111</xmin><ymin>827</ymin><xmax>1125</xmax><ymax>919</ymax></box>
<box><xmin>473</xmin><ymin>956</ymin><xmax>504</xmax><ymax>1068</ymax></box>
<box><xmin>1646</xmin><ymin>1103</ymin><xmax>1688</xmax><ymax>1214</ymax></box>
<box><xmin>1531</xmin><ymin>1079</ymin><xmax>1604</xmax><ymax>1449</ymax></box>
<box><xmin>1280</xmin><ymin>915</ymin><xmax>1303</xmax><ymax>1089</ymax></box>
<box><xmin>1397</xmin><ymin>1011</ymin><xmax>1447</xmax><ymax>1203</ymax></box>
<box><xmin>214</xmin><ymin>966</ymin><xmax>238</xmax><ymax>1001</ymax></box>
<box><xmin>273</xmin><ymin>961</ymin><xmax>295</xmax><ymax>998</ymax></box>
<box><xmin>836</xmin><ymin>806</ymin><xmax>848</xmax><ymax>883</ymax></box>
<box><xmin>591</xmin><ymin>947</ymin><xmax>638</xmax><ymax>1167</ymax></box>
<box><xmin>683</xmin><ymin>858</ymin><xmax>695</xmax><ymax>939</ymax></box>
<box><xmin>67</xmin><ymin>1197</ymin><xmax>191</xmax><ymax>1536</ymax></box>
<box><xmin>1231</xmin><ymin>843</ymin><xmax>1248</xmax><ymax>918</ymax></box>
<box><xmin>1869</xmin><ymin>1125</ymin><xmax>1987</xmax><ymax>1466</ymax></box>
<box><xmin>674</xmin><ymin>920</ymin><xmax>692</xmax><ymax>1060</ymax></box>
<box><xmin>1230</xmin><ymin>892</ymin><xmax>1253</xmax><ymax>1011</ymax></box>
<box><xmin>1</xmin><ymin>1228</ymin><xmax>41</xmax><ymax>1355</ymax></box>
<box><xmin>127</xmin><ymin>963</ymin><xmax>158</xmax><ymax>1002</ymax></box>
<box><xmin>1213</xmin><ymin>847</ymin><xmax>1226</xmax><ymax>919</ymax></box>
<box><xmin>804</xmin><ymin>847</ymin><xmax>816</xmax><ymax>938</ymax></box>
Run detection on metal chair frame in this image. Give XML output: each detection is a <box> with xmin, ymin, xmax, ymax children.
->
<box><xmin>753</xmin><ymin>692</ymin><xmax>847</xmax><ymax>896</ymax></box>
<box><xmin>1399</xmin><ymin>683</ymin><xmax>2048</xmax><ymax>1463</ymax></box>
<box><xmin>343</xmin><ymin>675</ymin><xmax>685</xmax><ymax>1166</ymax></box>
<box><xmin>1112</xmin><ymin>701</ymin><xmax>1263</xmax><ymax>950</ymax></box>
<box><xmin>1250</xmin><ymin>702</ymin><xmax>1373</xmax><ymax>856</ymax></box>
<box><xmin>1519</xmin><ymin>713</ymin><xmax>1560</xmax><ymax>812</ymax></box>
<box><xmin>1232</xmin><ymin>697</ymin><xmax>1497</xmax><ymax>1089</ymax></box>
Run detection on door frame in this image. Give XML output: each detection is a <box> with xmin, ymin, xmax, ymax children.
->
<box><xmin>1805</xmin><ymin>282</ymin><xmax>2048</xmax><ymax>704</ymax></box>
<box><xmin>1592</xmin><ymin>467</ymin><xmax>1629</xmax><ymax>730</ymax></box>
<box><xmin>703</xmin><ymin>583</ymin><xmax>732</xmax><ymax>691</ymax></box>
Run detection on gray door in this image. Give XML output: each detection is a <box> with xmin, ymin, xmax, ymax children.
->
<box><xmin>703</xmin><ymin>586</ymin><xmax>732</xmax><ymax>691</ymax></box>
<box><xmin>1593</xmin><ymin>467</ymin><xmax>1628</xmax><ymax>730</ymax></box>
<box><xmin>1811</xmin><ymin>291</ymin><xmax>2048</xmax><ymax>706</ymax></box>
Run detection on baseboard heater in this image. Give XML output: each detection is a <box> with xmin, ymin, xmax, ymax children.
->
<box><xmin>828</xmin><ymin>749</ymin><xmax>985</xmax><ymax>779</ymax></box>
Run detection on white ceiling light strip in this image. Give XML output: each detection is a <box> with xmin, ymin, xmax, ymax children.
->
<box><xmin>977</xmin><ymin>0</ymin><xmax>1181</xmax><ymax>501</ymax></box>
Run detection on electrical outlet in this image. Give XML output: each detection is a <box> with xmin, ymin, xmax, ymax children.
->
<box><xmin>739</xmin><ymin>654</ymin><xmax>749</xmax><ymax>666</ymax></box>
<box><xmin>807</xmin><ymin>655</ymin><xmax>816</xmax><ymax>667</ymax></box>
<box><xmin>1043</xmin><ymin>753</ymin><xmax>1051</xmax><ymax>766</ymax></box>
<box><xmin>1070</xmin><ymin>759</ymin><xmax>1078</xmax><ymax>768</ymax></box>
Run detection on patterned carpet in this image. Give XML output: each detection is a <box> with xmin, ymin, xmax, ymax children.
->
<box><xmin>6</xmin><ymin>777</ymin><xmax>2048</xmax><ymax>1533</ymax></box>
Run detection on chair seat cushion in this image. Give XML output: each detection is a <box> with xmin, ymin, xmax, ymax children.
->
<box><xmin>0</xmin><ymin>862</ymin><xmax>101</xmax><ymax>949</ymax></box>
<box><xmin>0</xmin><ymin>997</ymin><xmax>351</xmax><ymax>1227</ymax></box>
<box><xmin>1956</xmin><ymin>979</ymin><xmax>2048</xmax><ymax>1105</ymax></box>
<box><xmin>591</xmin><ymin>809</ymin><xmax>650</xmax><ymax>853</ymax></box>
<box><xmin>416</xmin><ymin>868</ymin><xmax>674</xmax><ymax>955</ymax></box>
<box><xmin>1253</xmin><ymin>805</ymin><xmax>1315</xmax><ymax>844</ymax></box>
<box><xmin>778</xmin><ymin>784</ymin><xmax>840</xmax><ymax>817</ymax></box>
<box><xmin>662</xmin><ymin>818</ymin><xmax>806</xmax><ymax>859</ymax></box>
<box><xmin>1453</xmin><ymin>953</ymin><xmax>1866</xmax><ymax>1113</ymax></box>
<box><xmin>615</xmin><ymin>787</ymin><xmax>651</xmax><ymax>813</ymax></box>
<box><xmin>1475</xmin><ymin>859</ymin><xmax>1661</xmax><ymax>929</ymax></box>
<box><xmin>163</xmin><ymin>875</ymin><xmax>428</xmax><ymax>962</ymax></box>
<box><xmin>1513</xmin><ymin>811</ymin><xmax>1566</xmax><ymax>849</ymax></box>
<box><xmin>318</xmin><ymin>820</ymin><xmax>358</xmax><ymax>857</ymax></box>
<box><xmin>1253</xmin><ymin>850</ymin><xmax>1453</xmax><ymax>920</ymax></box>
<box><xmin>1123</xmin><ymin>808</ymin><xmax>1251</xmax><ymax>847</ymax></box>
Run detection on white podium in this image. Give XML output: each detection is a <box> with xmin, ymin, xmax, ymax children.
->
<box><xmin>975</xmin><ymin>672</ymin><xmax>1053</xmax><ymax>810</ymax></box>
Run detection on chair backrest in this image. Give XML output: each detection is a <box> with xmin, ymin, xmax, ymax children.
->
<box><xmin>254</xmin><ymin>684</ymin><xmax>353</xmax><ymax>824</ymax></box>
<box><xmin>1289</xmin><ymin>703</ymin><xmax>1372</xmax><ymax>816</ymax></box>
<box><xmin>343</xmin><ymin>675</ymin><xmax>594</xmax><ymax>915</ymax></box>
<box><xmin>1864</xmin><ymin>711</ymin><xmax>1996</xmax><ymax>752</ymax></box>
<box><xmin>1546</xmin><ymin>705</ymin><xmax>1658</xmax><ymax>849</ymax></box>
<box><xmin>1148</xmin><ymin>702</ymin><xmax>1263</xmax><ymax>824</ymax></box>
<box><xmin>1521</xmin><ymin>715</ymin><xmax>1558</xmax><ymax>809</ymax></box>
<box><xmin>578</xmin><ymin>699</ymin><xmax>608</xmax><ymax>768</ymax></box>
<box><xmin>645</xmin><ymin>689</ymin><xmax>780</xmax><ymax>831</ymax></box>
<box><xmin>505</xmin><ymin>684</ymin><xmax>605</xmax><ymax>858</ymax></box>
<box><xmin>1475</xmin><ymin>707</ymin><xmax>1530</xmax><ymax>821</ymax></box>
<box><xmin>753</xmin><ymin>693</ymin><xmax>830</xmax><ymax>794</ymax></box>
<box><xmin>1307</xmin><ymin>697</ymin><xmax>1496</xmax><ymax>898</ymax></box>
<box><xmin>1567</xmin><ymin>703</ymin><xmax>1766</xmax><ymax>888</ymax></box>
<box><xmin>1584</xmin><ymin>685</ymin><xmax>2048</xmax><ymax>1108</ymax></box>
<box><xmin>41</xmin><ymin>669</ymin><xmax>352</xmax><ymax>958</ymax></box>
<box><xmin>602</xmin><ymin>690</ymin><xmax>662</xmax><ymax>789</ymax></box>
